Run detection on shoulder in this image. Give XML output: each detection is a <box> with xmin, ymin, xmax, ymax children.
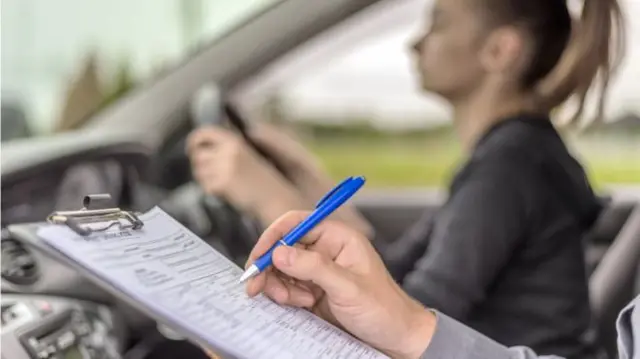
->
<box><xmin>458</xmin><ymin>118</ymin><xmax>559</xmax><ymax>193</ymax></box>
<box><xmin>470</xmin><ymin>115</ymin><xmax>561</xmax><ymax>176</ymax></box>
<box><xmin>447</xmin><ymin>140</ymin><xmax>547</xmax><ymax>221</ymax></box>
<box><xmin>445</xmin><ymin>153</ymin><xmax>537</xmax><ymax>222</ymax></box>
<box><xmin>468</xmin><ymin>117</ymin><xmax>553</xmax><ymax>178</ymax></box>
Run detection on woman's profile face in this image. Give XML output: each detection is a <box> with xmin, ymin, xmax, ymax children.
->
<box><xmin>411</xmin><ymin>0</ymin><xmax>488</xmax><ymax>100</ymax></box>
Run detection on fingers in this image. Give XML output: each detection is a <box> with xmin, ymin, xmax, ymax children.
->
<box><xmin>190</xmin><ymin>148</ymin><xmax>217</xmax><ymax>166</ymax></box>
<box><xmin>245</xmin><ymin>247</ymin><xmax>312</xmax><ymax>294</ymax></box>
<box><xmin>265</xmin><ymin>273</ymin><xmax>316</xmax><ymax>308</ymax></box>
<box><xmin>247</xmin><ymin>211</ymin><xmax>355</xmax><ymax>265</ymax></box>
<box><xmin>187</xmin><ymin>128</ymin><xmax>240</xmax><ymax>194</ymax></box>
<box><xmin>246</xmin><ymin>211</ymin><xmax>355</xmax><ymax>273</ymax></box>
<box><xmin>270</xmin><ymin>245</ymin><xmax>358</xmax><ymax>300</ymax></box>
<box><xmin>245</xmin><ymin>212</ymin><xmax>365</xmax><ymax>303</ymax></box>
<box><xmin>190</xmin><ymin>153</ymin><xmax>230</xmax><ymax>194</ymax></box>
<box><xmin>246</xmin><ymin>270</ymin><xmax>267</xmax><ymax>297</ymax></box>
<box><xmin>246</xmin><ymin>211</ymin><xmax>315</xmax><ymax>262</ymax></box>
<box><xmin>246</xmin><ymin>270</ymin><xmax>316</xmax><ymax>308</ymax></box>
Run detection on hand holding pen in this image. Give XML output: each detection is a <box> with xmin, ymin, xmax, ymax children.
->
<box><xmin>239</xmin><ymin>176</ymin><xmax>366</xmax><ymax>282</ymax></box>
<box><xmin>242</xmin><ymin>182</ymin><xmax>436</xmax><ymax>359</ymax></box>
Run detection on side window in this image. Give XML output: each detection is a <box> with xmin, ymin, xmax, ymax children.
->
<box><xmin>236</xmin><ymin>0</ymin><xmax>461</xmax><ymax>190</ymax></box>
<box><xmin>236</xmin><ymin>0</ymin><xmax>639</xmax><ymax>191</ymax></box>
<box><xmin>270</xmin><ymin>38</ymin><xmax>461</xmax><ymax>189</ymax></box>
<box><xmin>1</xmin><ymin>0</ymin><xmax>280</xmax><ymax>141</ymax></box>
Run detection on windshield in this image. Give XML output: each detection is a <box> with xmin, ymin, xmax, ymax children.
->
<box><xmin>1</xmin><ymin>0</ymin><xmax>280</xmax><ymax>142</ymax></box>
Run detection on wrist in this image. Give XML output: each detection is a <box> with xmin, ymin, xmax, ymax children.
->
<box><xmin>395</xmin><ymin>301</ymin><xmax>437</xmax><ymax>359</ymax></box>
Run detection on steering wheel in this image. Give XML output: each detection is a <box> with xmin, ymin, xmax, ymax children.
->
<box><xmin>154</xmin><ymin>176</ymin><xmax>261</xmax><ymax>267</ymax></box>
<box><xmin>200</xmin><ymin>194</ymin><xmax>261</xmax><ymax>265</ymax></box>
<box><xmin>192</xmin><ymin>88</ymin><xmax>295</xmax><ymax>266</ymax></box>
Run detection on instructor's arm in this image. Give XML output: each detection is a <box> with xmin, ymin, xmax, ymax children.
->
<box><xmin>244</xmin><ymin>212</ymin><xmax>556</xmax><ymax>359</ymax></box>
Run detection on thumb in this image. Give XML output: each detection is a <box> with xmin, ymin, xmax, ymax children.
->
<box><xmin>272</xmin><ymin>246</ymin><xmax>358</xmax><ymax>299</ymax></box>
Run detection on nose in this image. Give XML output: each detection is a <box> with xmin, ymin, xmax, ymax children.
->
<box><xmin>411</xmin><ymin>33</ymin><xmax>425</xmax><ymax>54</ymax></box>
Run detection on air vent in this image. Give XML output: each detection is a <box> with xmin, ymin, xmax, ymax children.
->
<box><xmin>1</xmin><ymin>238</ymin><xmax>39</xmax><ymax>285</ymax></box>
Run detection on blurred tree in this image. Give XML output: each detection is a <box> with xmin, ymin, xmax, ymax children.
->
<box><xmin>55</xmin><ymin>52</ymin><xmax>104</xmax><ymax>132</ymax></box>
<box><xmin>54</xmin><ymin>52</ymin><xmax>136</xmax><ymax>132</ymax></box>
<box><xmin>97</xmin><ymin>58</ymin><xmax>136</xmax><ymax>110</ymax></box>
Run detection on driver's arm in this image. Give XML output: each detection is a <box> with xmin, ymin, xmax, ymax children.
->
<box><xmin>188</xmin><ymin>125</ymin><xmax>374</xmax><ymax>236</ymax></box>
<box><xmin>249</xmin><ymin>123</ymin><xmax>375</xmax><ymax>238</ymax></box>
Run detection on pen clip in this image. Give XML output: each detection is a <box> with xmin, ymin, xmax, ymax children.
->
<box><xmin>315</xmin><ymin>177</ymin><xmax>354</xmax><ymax>208</ymax></box>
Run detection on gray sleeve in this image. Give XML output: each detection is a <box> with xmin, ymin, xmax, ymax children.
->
<box><xmin>422</xmin><ymin>311</ymin><xmax>563</xmax><ymax>359</ymax></box>
<box><xmin>615</xmin><ymin>295</ymin><xmax>639</xmax><ymax>359</ymax></box>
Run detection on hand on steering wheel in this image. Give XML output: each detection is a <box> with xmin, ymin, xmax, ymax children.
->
<box><xmin>187</xmin><ymin>126</ymin><xmax>308</xmax><ymax>226</ymax></box>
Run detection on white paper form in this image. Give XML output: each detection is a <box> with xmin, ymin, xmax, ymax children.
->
<box><xmin>37</xmin><ymin>207</ymin><xmax>388</xmax><ymax>359</ymax></box>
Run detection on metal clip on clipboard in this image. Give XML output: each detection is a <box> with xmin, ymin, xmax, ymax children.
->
<box><xmin>46</xmin><ymin>194</ymin><xmax>144</xmax><ymax>236</ymax></box>
<box><xmin>46</xmin><ymin>194</ymin><xmax>182</xmax><ymax>340</ymax></box>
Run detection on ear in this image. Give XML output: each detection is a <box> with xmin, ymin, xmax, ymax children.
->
<box><xmin>479</xmin><ymin>27</ymin><xmax>525</xmax><ymax>74</ymax></box>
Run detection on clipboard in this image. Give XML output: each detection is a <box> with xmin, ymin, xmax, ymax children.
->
<box><xmin>7</xmin><ymin>194</ymin><xmax>235</xmax><ymax>359</ymax></box>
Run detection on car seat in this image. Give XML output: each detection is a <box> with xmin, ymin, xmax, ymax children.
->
<box><xmin>584</xmin><ymin>199</ymin><xmax>636</xmax><ymax>275</ymax></box>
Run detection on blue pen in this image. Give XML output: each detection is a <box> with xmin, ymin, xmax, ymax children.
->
<box><xmin>238</xmin><ymin>176</ymin><xmax>366</xmax><ymax>283</ymax></box>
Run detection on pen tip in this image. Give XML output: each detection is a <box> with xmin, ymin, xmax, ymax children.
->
<box><xmin>238</xmin><ymin>265</ymin><xmax>259</xmax><ymax>283</ymax></box>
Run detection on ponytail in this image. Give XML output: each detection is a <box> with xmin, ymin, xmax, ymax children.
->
<box><xmin>535</xmin><ymin>0</ymin><xmax>626</xmax><ymax>126</ymax></box>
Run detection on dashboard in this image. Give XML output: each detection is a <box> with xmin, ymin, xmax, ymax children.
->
<box><xmin>2</xmin><ymin>133</ymin><xmax>152</xmax><ymax>222</ymax></box>
<box><xmin>1</xmin><ymin>133</ymin><xmax>152</xmax><ymax>228</ymax></box>
<box><xmin>0</xmin><ymin>131</ymin><xmax>257</xmax><ymax>359</ymax></box>
<box><xmin>1</xmin><ymin>135</ymin><xmax>158</xmax><ymax>359</ymax></box>
<box><xmin>1</xmin><ymin>294</ymin><xmax>126</xmax><ymax>359</ymax></box>
<box><xmin>2</xmin><ymin>161</ymin><xmax>126</xmax><ymax>227</ymax></box>
<box><xmin>1</xmin><ymin>133</ymin><xmax>153</xmax><ymax>293</ymax></box>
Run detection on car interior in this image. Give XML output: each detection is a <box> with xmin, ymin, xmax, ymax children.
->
<box><xmin>2</xmin><ymin>0</ymin><xmax>639</xmax><ymax>358</ymax></box>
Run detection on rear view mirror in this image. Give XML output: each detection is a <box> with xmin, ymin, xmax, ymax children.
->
<box><xmin>189</xmin><ymin>83</ymin><xmax>224</xmax><ymax>128</ymax></box>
